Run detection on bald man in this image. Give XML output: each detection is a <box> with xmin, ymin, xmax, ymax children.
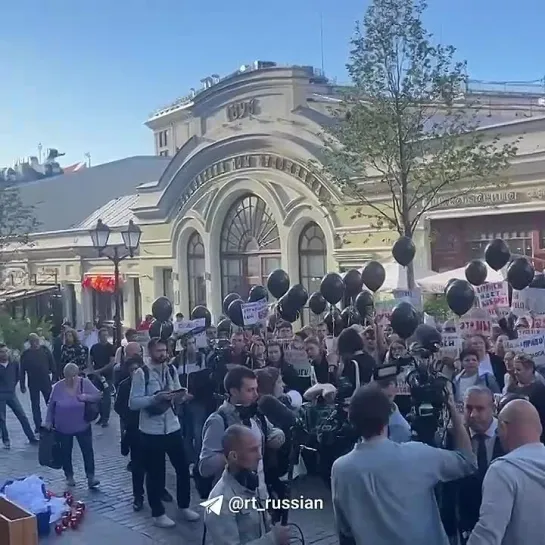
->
<box><xmin>467</xmin><ymin>399</ymin><xmax>545</xmax><ymax>545</ymax></box>
<box><xmin>114</xmin><ymin>342</ymin><xmax>143</xmax><ymax>386</ymax></box>
<box><xmin>205</xmin><ymin>424</ymin><xmax>289</xmax><ymax>545</ymax></box>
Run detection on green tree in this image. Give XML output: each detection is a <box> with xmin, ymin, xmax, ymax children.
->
<box><xmin>0</xmin><ymin>183</ymin><xmax>39</xmax><ymax>271</ymax></box>
<box><xmin>319</xmin><ymin>0</ymin><xmax>519</xmax><ymax>288</ymax></box>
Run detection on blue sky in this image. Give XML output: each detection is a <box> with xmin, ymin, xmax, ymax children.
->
<box><xmin>1</xmin><ymin>0</ymin><xmax>543</xmax><ymax>167</ymax></box>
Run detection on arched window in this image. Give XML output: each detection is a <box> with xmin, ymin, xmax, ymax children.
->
<box><xmin>187</xmin><ymin>231</ymin><xmax>206</xmax><ymax>312</ymax></box>
<box><xmin>299</xmin><ymin>222</ymin><xmax>327</xmax><ymax>324</ymax></box>
<box><xmin>221</xmin><ymin>194</ymin><xmax>281</xmax><ymax>300</ymax></box>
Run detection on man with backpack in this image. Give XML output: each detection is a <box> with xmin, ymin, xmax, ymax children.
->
<box><xmin>129</xmin><ymin>337</ymin><xmax>199</xmax><ymax>528</ymax></box>
<box><xmin>197</xmin><ymin>365</ymin><xmax>285</xmax><ymax>500</ymax></box>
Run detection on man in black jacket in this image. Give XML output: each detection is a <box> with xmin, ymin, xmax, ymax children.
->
<box><xmin>114</xmin><ymin>356</ymin><xmax>171</xmax><ymax>511</ymax></box>
<box><xmin>441</xmin><ymin>385</ymin><xmax>505</xmax><ymax>544</ymax></box>
<box><xmin>0</xmin><ymin>344</ymin><xmax>37</xmax><ymax>449</ymax></box>
<box><xmin>20</xmin><ymin>333</ymin><xmax>54</xmax><ymax>433</ymax></box>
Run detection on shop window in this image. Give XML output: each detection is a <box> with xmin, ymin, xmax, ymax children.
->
<box><xmin>162</xmin><ymin>268</ymin><xmax>174</xmax><ymax>303</ymax></box>
<box><xmin>469</xmin><ymin>231</ymin><xmax>533</xmax><ymax>260</ymax></box>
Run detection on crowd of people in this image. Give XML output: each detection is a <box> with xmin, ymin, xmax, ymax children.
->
<box><xmin>0</xmin><ymin>311</ymin><xmax>544</xmax><ymax>544</ymax></box>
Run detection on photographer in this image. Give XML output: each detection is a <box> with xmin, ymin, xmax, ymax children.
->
<box><xmin>198</xmin><ymin>366</ymin><xmax>285</xmax><ymax>499</ymax></box>
<box><xmin>331</xmin><ymin>385</ymin><xmax>476</xmax><ymax>545</ymax></box>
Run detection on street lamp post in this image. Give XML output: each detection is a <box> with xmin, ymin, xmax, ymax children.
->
<box><xmin>89</xmin><ymin>219</ymin><xmax>142</xmax><ymax>348</ymax></box>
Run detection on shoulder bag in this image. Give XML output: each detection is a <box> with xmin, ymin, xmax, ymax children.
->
<box><xmin>81</xmin><ymin>377</ymin><xmax>101</xmax><ymax>422</ymax></box>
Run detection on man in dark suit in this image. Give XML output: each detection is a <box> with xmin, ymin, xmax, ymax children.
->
<box><xmin>442</xmin><ymin>385</ymin><xmax>505</xmax><ymax>544</ymax></box>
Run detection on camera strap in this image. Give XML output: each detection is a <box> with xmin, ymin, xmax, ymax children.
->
<box><xmin>351</xmin><ymin>360</ymin><xmax>361</xmax><ymax>390</ymax></box>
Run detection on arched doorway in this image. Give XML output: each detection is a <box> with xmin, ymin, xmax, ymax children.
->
<box><xmin>220</xmin><ymin>194</ymin><xmax>281</xmax><ymax>299</ymax></box>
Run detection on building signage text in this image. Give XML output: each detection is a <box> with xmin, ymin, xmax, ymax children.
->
<box><xmin>226</xmin><ymin>99</ymin><xmax>257</xmax><ymax>122</ymax></box>
<box><xmin>178</xmin><ymin>153</ymin><xmax>329</xmax><ymax>210</ymax></box>
<box><xmin>431</xmin><ymin>188</ymin><xmax>545</xmax><ymax>209</ymax></box>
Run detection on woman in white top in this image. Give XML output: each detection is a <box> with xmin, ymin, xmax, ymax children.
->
<box><xmin>453</xmin><ymin>348</ymin><xmax>500</xmax><ymax>405</ymax></box>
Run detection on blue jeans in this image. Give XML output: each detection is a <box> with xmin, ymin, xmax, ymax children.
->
<box><xmin>182</xmin><ymin>400</ymin><xmax>208</xmax><ymax>464</ymax></box>
<box><xmin>0</xmin><ymin>393</ymin><xmax>35</xmax><ymax>442</ymax></box>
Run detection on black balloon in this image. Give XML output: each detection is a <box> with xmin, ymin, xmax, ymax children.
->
<box><xmin>267</xmin><ymin>269</ymin><xmax>290</xmax><ymax>299</ymax></box>
<box><xmin>341</xmin><ymin>306</ymin><xmax>361</xmax><ymax>328</ymax></box>
<box><xmin>191</xmin><ymin>305</ymin><xmax>212</xmax><ymax>327</ymax></box>
<box><xmin>392</xmin><ymin>236</ymin><xmax>416</xmax><ymax>267</ymax></box>
<box><xmin>320</xmin><ymin>273</ymin><xmax>345</xmax><ymax>305</ymax></box>
<box><xmin>324</xmin><ymin>309</ymin><xmax>344</xmax><ymax>336</ymax></box>
<box><xmin>151</xmin><ymin>297</ymin><xmax>172</xmax><ymax>321</ymax></box>
<box><xmin>530</xmin><ymin>273</ymin><xmax>545</xmax><ymax>289</ymax></box>
<box><xmin>507</xmin><ymin>257</ymin><xmax>535</xmax><ymax>291</ymax></box>
<box><xmin>217</xmin><ymin>318</ymin><xmax>232</xmax><ymax>333</ymax></box>
<box><xmin>444</xmin><ymin>278</ymin><xmax>458</xmax><ymax>295</ymax></box>
<box><xmin>446</xmin><ymin>279</ymin><xmax>476</xmax><ymax>317</ymax></box>
<box><xmin>227</xmin><ymin>298</ymin><xmax>245</xmax><ymax>327</ymax></box>
<box><xmin>390</xmin><ymin>302</ymin><xmax>419</xmax><ymax>339</ymax></box>
<box><xmin>361</xmin><ymin>261</ymin><xmax>386</xmax><ymax>292</ymax></box>
<box><xmin>484</xmin><ymin>239</ymin><xmax>511</xmax><ymax>271</ymax></box>
<box><xmin>354</xmin><ymin>290</ymin><xmax>374</xmax><ymax>319</ymax></box>
<box><xmin>284</xmin><ymin>284</ymin><xmax>309</xmax><ymax>310</ymax></box>
<box><xmin>343</xmin><ymin>269</ymin><xmax>363</xmax><ymax>298</ymax></box>
<box><xmin>149</xmin><ymin>320</ymin><xmax>174</xmax><ymax>340</ymax></box>
<box><xmin>223</xmin><ymin>293</ymin><xmax>240</xmax><ymax>315</ymax></box>
<box><xmin>249</xmin><ymin>285</ymin><xmax>269</xmax><ymax>303</ymax></box>
<box><xmin>465</xmin><ymin>259</ymin><xmax>488</xmax><ymax>286</ymax></box>
<box><xmin>278</xmin><ymin>296</ymin><xmax>300</xmax><ymax>323</ymax></box>
<box><xmin>308</xmin><ymin>292</ymin><xmax>327</xmax><ymax>315</ymax></box>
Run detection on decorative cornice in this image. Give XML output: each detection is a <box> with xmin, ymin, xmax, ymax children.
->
<box><xmin>176</xmin><ymin>152</ymin><xmax>336</xmax><ymax>214</ymax></box>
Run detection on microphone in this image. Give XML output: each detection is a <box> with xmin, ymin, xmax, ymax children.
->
<box><xmin>257</xmin><ymin>394</ymin><xmax>297</xmax><ymax>430</ymax></box>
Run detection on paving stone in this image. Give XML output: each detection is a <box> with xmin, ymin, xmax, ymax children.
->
<box><xmin>0</xmin><ymin>391</ymin><xmax>336</xmax><ymax>544</ymax></box>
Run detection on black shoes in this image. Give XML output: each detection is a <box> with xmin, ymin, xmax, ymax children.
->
<box><xmin>133</xmin><ymin>497</ymin><xmax>144</xmax><ymax>512</ymax></box>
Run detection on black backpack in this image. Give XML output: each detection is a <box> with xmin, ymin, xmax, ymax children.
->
<box><xmin>193</xmin><ymin>410</ymin><xmax>268</xmax><ymax>499</ymax></box>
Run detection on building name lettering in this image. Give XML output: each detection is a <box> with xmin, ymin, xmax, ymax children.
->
<box><xmin>178</xmin><ymin>153</ymin><xmax>328</xmax><ymax>209</ymax></box>
<box><xmin>226</xmin><ymin>99</ymin><xmax>257</xmax><ymax>122</ymax></box>
<box><xmin>430</xmin><ymin>188</ymin><xmax>545</xmax><ymax>209</ymax></box>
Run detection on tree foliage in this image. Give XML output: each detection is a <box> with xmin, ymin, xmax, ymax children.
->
<box><xmin>318</xmin><ymin>0</ymin><xmax>519</xmax><ymax>284</ymax></box>
<box><xmin>0</xmin><ymin>183</ymin><xmax>38</xmax><ymax>264</ymax></box>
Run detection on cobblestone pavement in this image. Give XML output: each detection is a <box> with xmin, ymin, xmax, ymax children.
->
<box><xmin>0</xmin><ymin>391</ymin><xmax>337</xmax><ymax>545</ymax></box>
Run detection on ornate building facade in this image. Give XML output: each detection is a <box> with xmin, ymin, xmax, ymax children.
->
<box><xmin>2</xmin><ymin>63</ymin><xmax>545</xmax><ymax>327</ymax></box>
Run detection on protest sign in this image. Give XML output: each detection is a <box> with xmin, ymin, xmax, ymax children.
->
<box><xmin>440</xmin><ymin>332</ymin><xmax>463</xmax><ymax>360</ymax></box>
<box><xmin>456</xmin><ymin>309</ymin><xmax>492</xmax><ymax>337</ymax></box>
<box><xmin>392</xmin><ymin>289</ymin><xmax>423</xmax><ymax>311</ymax></box>
<box><xmin>284</xmin><ymin>348</ymin><xmax>316</xmax><ymax>385</ymax></box>
<box><xmin>518</xmin><ymin>333</ymin><xmax>545</xmax><ymax>367</ymax></box>
<box><xmin>511</xmin><ymin>288</ymin><xmax>545</xmax><ymax>316</ymax></box>
<box><xmin>476</xmin><ymin>281</ymin><xmax>509</xmax><ymax>316</ymax></box>
<box><xmin>173</xmin><ymin>318</ymin><xmax>207</xmax><ymax>348</ymax></box>
<box><xmin>241</xmin><ymin>299</ymin><xmax>269</xmax><ymax>327</ymax></box>
<box><xmin>375</xmin><ymin>300</ymin><xmax>397</xmax><ymax>326</ymax></box>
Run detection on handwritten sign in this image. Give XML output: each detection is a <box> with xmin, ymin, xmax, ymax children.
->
<box><xmin>392</xmin><ymin>289</ymin><xmax>423</xmax><ymax>310</ymax></box>
<box><xmin>173</xmin><ymin>318</ymin><xmax>207</xmax><ymax>348</ymax></box>
<box><xmin>284</xmin><ymin>348</ymin><xmax>316</xmax><ymax>384</ymax></box>
<box><xmin>511</xmin><ymin>288</ymin><xmax>545</xmax><ymax>316</ymax></box>
<box><xmin>241</xmin><ymin>299</ymin><xmax>269</xmax><ymax>326</ymax></box>
<box><xmin>375</xmin><ymin>300</ymin><xmax>397</xmax><ymax>326</ymax></box>
<box><xmin>476</xmin><ymin>281</ymin><xmax>509</xmax><ymax>316</ymax></box>
<box><xmin>504</xmin><ymin>333</ymin><xmax>545</xmax><ymax>367</ymax></box>
<box><xmin>457</xmin><ymin>311</ymin><xmax>492</xmax><ymax>337</ymax></box>
<box><xmin>440</xmin><ymin>332</ymin><xmax>463</xmax><ymax>360</ymax></box>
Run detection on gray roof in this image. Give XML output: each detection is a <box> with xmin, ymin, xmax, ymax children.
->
<box><xmin>15</xmin><ymin>156</ymin><xmax>170</xmax><ymax>233</ymax></box>
<box><xmin>76</xmin><ymin>194</ymin><xmax>139</xmax><ymax>229</ymax></box>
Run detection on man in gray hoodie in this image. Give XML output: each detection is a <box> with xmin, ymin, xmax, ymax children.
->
<box><xmin>467</xmin><ymin>399</ymin><xmax>545</xmax><ymax>545</ymax></box>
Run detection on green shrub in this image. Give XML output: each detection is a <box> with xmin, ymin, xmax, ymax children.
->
<box><xmin>0</xmin><ymin>313</ymin><xmax>50</xmax><ymax>350</ymax></box>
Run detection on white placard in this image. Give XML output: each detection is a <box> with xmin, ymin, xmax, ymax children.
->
<box><xmin>476</xmin><ymin>281</ymin><xmax>509</xmax><ymax>316</ymax></box>
<box><xmin>241</xmin><ymin>299</ymin><xmax>269</xmax><ymax>326</ymax></box>
<box><xmin>457</xmin><ymin>309</ymin><xmax>493</xmax><ymax>337</ymax></box>
<box><xmin>392</xmin><ymin>289</ymin><xmax>423</xmax><ymax>311</ymax></box>
<box><xmin>173</xmin><ymin>318</ymin><xmax>207</xmax><ymax>349</ymax></box>
<box><xmin>440</xmin><ymin>332</ymin><xmax>463</xmax><ymax>360</ymax></box>
<box><xmin>511</xmin><ymin>288</ymin><xmax>545</xmax><ymax>316</ymax></box>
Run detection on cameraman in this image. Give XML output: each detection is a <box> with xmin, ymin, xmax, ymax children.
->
<box><xmin>199</xmin><ymin>366</ymin><xmax>285</xmax><ymax>498</ymax></box>
<box><xmin>331</xmin><ymin>385</ymin><xmax>476</xmax><ymax>545</ymax></box>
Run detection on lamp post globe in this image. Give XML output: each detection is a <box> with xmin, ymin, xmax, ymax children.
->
<box><xmin>121</xmin><ymin>220</ymin><xmax>142</xmax><ymax>256</ymax></box>
<box><xmin>89</xmin><ymin>219</ymin><xmax>111</xmax><ymax>251</ymax></box>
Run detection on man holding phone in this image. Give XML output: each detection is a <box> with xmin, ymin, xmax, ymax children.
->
<box><xmin>129</xmin><ymin>337</ymin><xmax>200</xmax><ymax>528</ymax></box>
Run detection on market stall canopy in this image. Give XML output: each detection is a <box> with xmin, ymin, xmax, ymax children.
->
<box><xmin>417</xmin><ymin>263</ymin><xmax>505</xmax><ymax>294</ymax></box>
<box><xmin>360</xmin><ymin>260</ymin><xmax>437</xmax><ymax>291</ymax></box>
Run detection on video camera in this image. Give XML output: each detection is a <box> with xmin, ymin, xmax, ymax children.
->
<box><xmin>373</xmin><ymin>325</ymin><xmax>452</xmax><ymax>445</ymax></box>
